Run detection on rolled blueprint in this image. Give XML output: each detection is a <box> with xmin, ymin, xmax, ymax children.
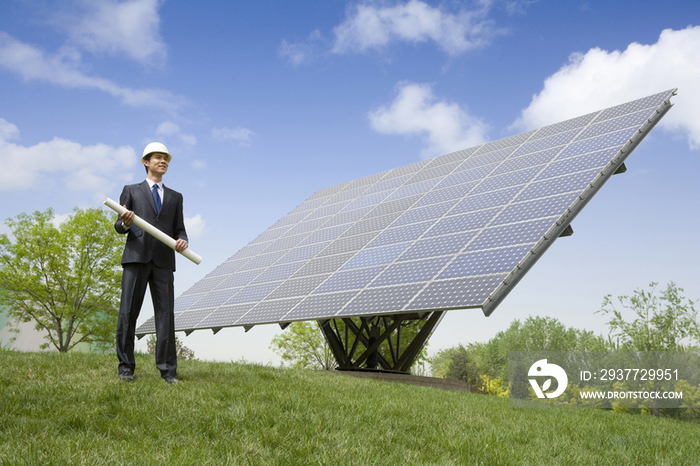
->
<box><xmin>104</xmin><ymin>197</ymin><xmax>203</xmax><ymax>265</ymax></box>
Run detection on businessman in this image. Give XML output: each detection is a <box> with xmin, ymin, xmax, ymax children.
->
<box><xmin>114</xmin><ymin>142</ymin><xmax>188</xmax><ymax>383</ymax></box>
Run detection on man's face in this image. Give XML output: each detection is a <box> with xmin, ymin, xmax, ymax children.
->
<box><xmin>144</xmin><ymin>152</ymin><xmax>169</xmax><ymax>176</ymax></box>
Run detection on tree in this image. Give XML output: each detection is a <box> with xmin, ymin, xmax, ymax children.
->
<box><xmin>598</xmin><ymin>282</ymin><xmax>700</xmax><ymax>417</ymax></box>
<box><xmin>0</xmin><ymin>207</ymin><xmax>123</xmax><ymax>352</ymax></box>
<box><xmin>444</xmin><ymin>344</ymin><xmax>482</xmax><ymax>389</ymax></box>
<box><xmin>270</xmin><ymin>321</ymin><xmax>335</xmax><ymax>370</ymax></box>
<box><xmin>146</xmin><ymin>334</ymin><xmax>196</xmax><ymax>360</ymax></box>
<box><xmin>597</xmin><ymin>282</ymin><xmax>700</xmax><ymax>351</ymax></box>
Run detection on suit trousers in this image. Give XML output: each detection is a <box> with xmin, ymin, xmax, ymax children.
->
<box><xmin>116</xmin><ymin>261</ymin><xmax>177</xmax><ymax>378</ymax></box>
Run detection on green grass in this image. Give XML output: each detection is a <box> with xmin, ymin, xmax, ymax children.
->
<box><xmin>1</xmin><ymin>352</ymin><xmax>699</xmax><ymax>465</ymax></box>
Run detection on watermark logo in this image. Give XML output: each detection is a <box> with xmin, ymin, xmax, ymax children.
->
<box><xmin>528</xmin><ymin>359</ymin><xmax>568</xmax><ymax>398</ymax></box>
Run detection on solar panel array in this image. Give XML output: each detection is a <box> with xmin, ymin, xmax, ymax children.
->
<box><xmin>135</xmin><ymin>90</ymin><xmax>675</xmax><ymax>336</ymax></box>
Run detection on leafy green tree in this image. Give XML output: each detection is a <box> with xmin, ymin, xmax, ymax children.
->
<box><xmin>597</xmin><ymin>282</ymin><xmax>700</xmax><ymax>351</ymax></box>
<box><xmin>597</xmin><ymin>282</ymin><xmax>699</xmax><ymax>417</ymax></box>
<box><xmin>270</xmin><ymin>321</ymin><xmax>335</xmax><ymax>370</ymax></box>
<box><xmin>146</xmin><ymin>334</ymin><xmax>196</xmax><ymax>360</ymax></box>
<box><xmin>0</xmin><ymin>207</ymin><xmax>123</xmax><ymax>352</ymax></box>
<box><xmin>444</xmin><ymin>344</ymin><xmax>482</xmax><ymax>390</ymax></box>
<box><xmin>429</xmin><ymin>346</ymin><xmax>461</xmax><ymax>379</ymax></box>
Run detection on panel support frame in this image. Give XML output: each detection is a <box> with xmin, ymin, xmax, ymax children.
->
<box><xmin>318</xmin><ymin>311</ymin><xmax>444</xmax><ymax>373</ymax></box>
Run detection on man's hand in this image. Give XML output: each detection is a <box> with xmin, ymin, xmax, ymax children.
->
<box><xmin>175</xmin><ymin>239</ymin><xmax>188</xmax><ymax>253</ymax></box>
<box><xmin>120</xmin><ymin>206</ymin><xmax>135</xmax><ymax>228</ymax></box>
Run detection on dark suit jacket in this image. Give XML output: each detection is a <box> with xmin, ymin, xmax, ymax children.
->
<box><xmin>114</xmin><ymin>181</ymin><xmax>188</xmax><ymax>271</ymax></box>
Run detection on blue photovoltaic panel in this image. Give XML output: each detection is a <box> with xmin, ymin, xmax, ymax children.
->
<box><xmin>136</xmin><ymin>90</ymin><xmax>675</xmax><ymax>336</ymax></box>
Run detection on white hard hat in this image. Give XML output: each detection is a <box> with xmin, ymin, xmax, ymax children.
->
<box><xmin>142</xmin><ymin>142</ymin><xmax>172</xmax><ymax>163</ymax></box>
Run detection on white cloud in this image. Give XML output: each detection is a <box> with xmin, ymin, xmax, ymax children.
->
<box><xmin>61</xmin><ymin>0</ymin><xmax>167</xmax><ymax>66</ymax></box>
<box><xmin>331</xmin><ymin>0</ymin><xmax>499</xmax><ymax>56</ymax></box>
<box><xmin>212</xmin><ymin>127</ymin><xmax>255</xmax><ymax>146</ymax></box>
<box><xmin>184</xmin><ymin>214</ymin><xmax>205</xmax><ymax>240</ymax></box>
<box><xmin>279</xmin><ymin>30</ymin><xmax>324</xmax><ymax>66</ymax></box>
<box><xmin>368</xmin><ymin>82</ymin><xmax>489</xmax><ymax>158</ymax></box>
<box><xmin>513</xmin><ymin>26</ymin><xmax>700</xmax><ymax>149</ymax></box>
<box><xmin>191</xmin><ymin>159</ymin><xmax>207</xmax><ymax>169</ymax></box>
<box><xmin>0</xmin><ymin>32</ymin><xmax>184</xmax><ymax>109</ymax></box>
<box><xmin>156</xmin><ymin>121</ymin><xmax>197</xmax><ymax>146</ymax></box>
<box><xmin>0</xmin><ymin>118</ymin><xmax>19</xmax><ymax>140</ymax></box>
<box><xmin>0</xmin><ymin>118</ymin><xmax>136</xmax><ymax>197</ymax></box>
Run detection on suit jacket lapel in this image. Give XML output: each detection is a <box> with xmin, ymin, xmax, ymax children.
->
<box><xmin>139</xmin><ymin>180</ymin><xmax>158</xmax><ymax>215</ymax></box>
<box><xmin>161</xmin><ymin>185</ymin><xmax>175</xmax><ymax>213</ymax></box>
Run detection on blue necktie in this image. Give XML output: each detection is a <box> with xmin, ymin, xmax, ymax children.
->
<box><xmin>152</xmin><ymin>184</ymin><xmax>161</xmax><ymax>214</ymax></box>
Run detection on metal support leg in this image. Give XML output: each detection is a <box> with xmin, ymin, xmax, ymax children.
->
<box><xmin>318</xmin><ymin>311</ymin><xmax>443</xmax><ymax>373</ymax></box>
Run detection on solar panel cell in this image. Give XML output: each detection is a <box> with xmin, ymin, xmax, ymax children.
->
<box><xmin>511</xmin><ymin>129</ymin><xmax>579</xmax><ymax>157</ymax></box>
<box><xmin>265</xmin><ymin>274</ymin><xmax>332</xmax><ymax>300</ymax></box>
<box><xmin>212</xmin><ymin>269</ymin><xmax>262</xmax><ymax>290</ymax></box>
<box><xmin>540</xmin><ymin>148</ymin><xmax>617</xmax><ymax>179</ymax></box>
<box><xmin>558</xmin><ymin>127</ymin><xmax>638</xmax><ymax>159</ymax></box>
<box><xmin>472</xmin><ymin>166</ymin><xmax>543</xmax><ymax>194</ymax></box>
<box><xmin>174</xmin><ymin>293</ymin><xmax>205</xmax><ymax>313</ymax></box>
<box><xmin>318</xmin><ymin>232</ymin><xmax>380</xmax><ymax>257</ymax></box>
<box><xmin>438</xmin><ymin>244</ymin><xmax>533</xmax><ymax>278</ymax></box>
<box><xmin>575</xmin><ymin>108</ymin><xmax>654</xmax><ymax>141</ymax></box>
<box><xmin>298</xmin><ymin>224</ymin><xmax>353</xmax><ymax>245</ymax></box>
<box><xmin>196</xmin><ymin>304</ymin><xmax>255</xmax><ymax>328</ymax></box>
<box><xmin>174</xmin><ymin>310</ymin><xmax>212</xmax><ymax>329</ymax></box>
<box><xmin>339</xmin><ymin>283</ymin><xmax>426</xmax><ymax>316</ymax></box>
<box><xmin>341</xmin><ymin>190</ymin><xmax>393</xmax><ymax>211</ymax></box>
<box><xmin>193</xmin><ymin>288</ymin><xmax>243</xmax><ymax>308</ymax></box>
<box><xmin>451</xmin><ymin>186</ymin><xmax>520</xmax><ymax>215</ymax></box>
<box><xmin>440</xmin><ymin>164</ymin><xmax>496</xmax><ymax>186</ymax></box>
<box><xmin>406</xmin><ymin>274</ymin><xmax>507</xmax><ymax>310</ymax></box>
<box><xmin>283</xmin><ymin>291</ymin><xmax>359</xmax><ymax>321</ymax></box>
<box><xmin>424</xmin><ymin>207</ymin><xmax>500</xmax><ymax>237</ymax></box>
<box><xmin>370</xmin><ymin>256</ymin><xmax>451</xmax><ymax>287</ymax></box>
<box><xmin>251</xmin><ymin>261</ymin><xmax>306</xmax><ymax>284</ymax></box>
<box><xmin>181</xmin><ymin>275</ymin><xmax>228</xmax><ymax>295</ymax></box>
<box><xmin>321</xmin><ymin>207</ymin><xmax>373</xmax><ymax>228</ymax></box>
<box><xmin>492</xmin><ymin>147</ymin><xmax>562</xmax><ymax>176</ymax></box>
<box><xmin>414</xmin><ymin>181</ymin><xmax>478</xmax><ymax>207</ymax></box>
<box><xmin>237</xmin><ymin>297</ymin><xmax>304</xmax><ymax>325</ymax></box>
<box><xmin>465</xmin><ymin>218</ymin><xmax>552</xmax><ymax>251</ymax></box>
<box><xmin>398</xmin><ymin>231</ymin><xmax>478</xmax><ymax>261</ymax></box>
<box><xmin>226</xmin><ymin>281</ymin><xmax>281</xmax><ymax>305</ymax></box>
<box><xmin>341</xmin><ymin>242</ymin><xmax>412</xmax><ymax>270</ymax></box>
<box><xmin>207</xmin><ymin>258</ymin><xmax>249</xmax><ymax>276</ymax></box>
<box><xmin>492</xmin><ymin>192</ymin><xmax>577</xmax><ymax>226</ymax></box>
<box><xmin>367</xmin><ymin>220</ymin><xmax>434</xmax><ymax>248</ymax></box>
<box><xmin>517</xmin><ymin>169</ymin><xmax>599</xmax><ymax>202</ymax></box>
<box><xmin>313</xmin><ymin>266</ymin><xmax>386</xmax><ymax>293</ymax></box>
<box><xmin>592</xmin><ymin>91</ymin><xmax>668</xmax><ymax>122</ymax></box>
<box><xmin>392</xmin><ymin>200</ymin><xmax>458</xmax><ymax>227</ymax></box>
<box><xmin>529</xmin><ymin>112</ymin><xmax>598</xmax><ymax>141</ymax></box>
<box><xmin>458</xmin><ymin>147</ymin><xmax>514</xmax><ymax>170</ymax></box>
<box><xmin>474</xmin><ymin>130</ymin><xmax>534</xmax><ymax>154</ymax></box>
<box><xmin>385</xmin><ymin>178</ymin><xmax>443</xmax><ymax>201</ymax></box>
<box><xmin>238</xmin><ymin>250</ymin><xmax>288</xmax><ymax>271</ymax></box>
<box><xmin>275</xmin><ymin>241</ymin><xmax>330</xmax><ymax>264</ymax></box>
<box><xmin>292</xmin><ymin>252</ymin><xmax>356</xmax><ymax>277</ymax></box>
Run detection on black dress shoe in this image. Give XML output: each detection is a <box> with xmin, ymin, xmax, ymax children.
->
<box><xmin>119</xmin><ymin>372</ymin><xmax>134</xmax><ymax>382</ymax></box>
<box><xmin>163</xmin><ymin>376</ymin><xmax>180</xmax><ymax>384</ymax></box>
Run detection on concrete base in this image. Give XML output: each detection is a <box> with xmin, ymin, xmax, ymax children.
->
<box><xmin>330</xmin><ymin>369</ymin><xmax>471</xmax><ymax>392</ymax></box>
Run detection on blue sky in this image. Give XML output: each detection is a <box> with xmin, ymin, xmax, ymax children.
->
<box><xmin>1</xmin><ymin>0</ymin><xmax>699</xmax><ymax>364</ymax></box>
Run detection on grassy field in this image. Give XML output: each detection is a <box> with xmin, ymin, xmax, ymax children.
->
<box><xmin>1</xmin><ymin>351</ymin><xmax>699</xmax><ymax>465</ymax></box>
